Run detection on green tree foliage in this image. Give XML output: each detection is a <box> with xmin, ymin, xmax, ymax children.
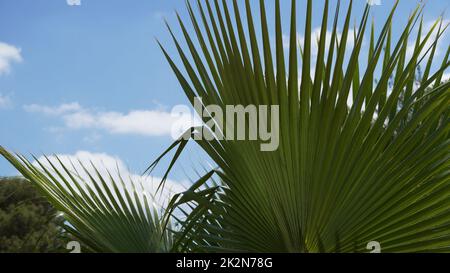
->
<box><xmin>0</xmin><ymin>177</ymin><xmax>67</xmax><ymax>253</ymax></box>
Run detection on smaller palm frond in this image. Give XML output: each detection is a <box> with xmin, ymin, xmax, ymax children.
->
<box><xmin>0</xmin><ymin>146</ymin><xmax>172</xmax><ymax>253</ymax></box>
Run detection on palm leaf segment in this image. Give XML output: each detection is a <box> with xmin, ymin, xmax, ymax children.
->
<box><xmin>155</xmin><ymin>0</ymin><xmax>450</xmax><ymax>253</ymax></box>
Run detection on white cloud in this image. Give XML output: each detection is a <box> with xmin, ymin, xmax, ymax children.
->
<box><xmin>0</xmin><ymin>94</ymin><xmax>12</xmax><ymax>109</ymax></box>
<box><xmin>24</xmin><ymin>102</ymin><xmax>82</xmax><ymax>115</ymax></box>
<box><xmin>442</xmin><ymin>73</ymin><xmax>450</xmax><ymax>82</ymax></box>
<box><xmin>0</xmin><ymin>42</ymin><xmax>22</xmax><ymax>75</ymax></box>
<box><xmin>32</xmin><ymin>151</ymin><xmax>187</xmax><ymax>210</ymax></box>
<box><xmin>407</xmin><ymin>19</ymin><xmax>449</xmax><ymax>60</ymax></box>
<box><xmin>283</xmin><ymin>28</ymin><xmax>356</xmax><ymax>56</ymax></box>
<box><xmin>70</xmin><ymin>110</ymin><xmax>177</xmax><ymax>135</ymax></box>
<box><xmin>23</xmin><ymin>102</ymin><xmax>198</xmax><ymax>139</ymax></box>
<box><xmin>367</xmin><ymin>0</ymin><xmax>381</xmax><ymax>5</ymax></box>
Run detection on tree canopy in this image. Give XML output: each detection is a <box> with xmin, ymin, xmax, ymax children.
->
<box><xmin>0</xmin><ymin>177</ymin><xmax>67</xmax><ymax>253</ymax></box>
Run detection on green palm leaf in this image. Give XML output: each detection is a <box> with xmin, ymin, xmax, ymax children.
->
<box><xmin>154</xmin><ymin>0</ymin><xmax>450</xmax><ymax>253</ymax></box>
<box><xmin>0</xmin><ymin>146</ymin><xmax>172</xmax><ymax>253</ymax></box>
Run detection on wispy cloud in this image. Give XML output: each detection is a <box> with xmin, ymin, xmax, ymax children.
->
<box><xmin>283</xmin><ymin>28</ymin><xmax>356</xmax><ymax>55</ymax></box>
<box><xmin>23</xmin><ymin>102</ymin><xmax>196</xmax><ymax>139</ymax></box>
<box><xmin>24</xmin><ymin>102</ymin><xmax>82</xmax><ymax>115</ymax></box>
<box><xmin>0</xmin><ymin>94</ymin><xmax>12</xmax><ymax>109</ymax></box>
<box><xmin>0</xmin><ymin>42</ymin><xmax>22</xmax><ymax>75</ymax></box>
<box><xmin>407</xmin><ymin>19</ymin><xmax>450</xmax><ymax>59</ymax></box>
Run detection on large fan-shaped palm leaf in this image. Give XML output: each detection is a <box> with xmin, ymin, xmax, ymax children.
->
<box><xmin>152</xmin><ymin>0</ymin><xmax>450</xmax><ymax>253</ymax></box>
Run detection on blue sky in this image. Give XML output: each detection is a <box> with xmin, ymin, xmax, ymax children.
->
<box><xmin>0</xmin><ymin>0</ymin><xmax>449</xmax><ymax>186</ymax></box>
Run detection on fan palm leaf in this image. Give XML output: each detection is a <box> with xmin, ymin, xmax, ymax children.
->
<box><xmin>153</xmin><ymin>0</ymin><xmax>450</xmax><ymax>253</ymax></box>
<box><xmin>0</xmin><ymin>147</ymin><xmax>172</xmax><ymax>253</ymax></box>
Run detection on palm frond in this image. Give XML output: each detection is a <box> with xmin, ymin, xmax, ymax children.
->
<box><xmin>154</xmin><ymin>0</ymin><xmax>450</xmax><ymax>253</ymax></box>
<box><xmin>0</xmin><ymin>147</ymin><xmax>172</xmax><ymax>253</ymax></box>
